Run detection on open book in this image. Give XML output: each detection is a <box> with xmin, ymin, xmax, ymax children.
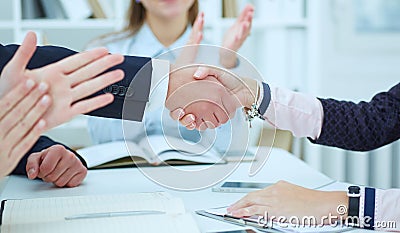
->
<box><xmin>0</xmin><ymin>192</ymin><xmax>200</xmax><ymax>233</ymax></box>
<box><xmin>77</xmin><ymin>135</ymin><xmax>225</xmax><ymax>169</ymax></box>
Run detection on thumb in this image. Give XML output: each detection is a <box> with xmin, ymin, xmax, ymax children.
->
<box><xmin>193</xmin><ymin>66</ymin><xmax>225</xmax><ymax>81</ymax></box>
<box><xmin>26</xmin><ymin>150</ymin><xmax>45</xmax><ymax>179</ymax></box>
<box><xmin>8</xmin><ymin>31</ymin><xmax>37</xmax><ymax>71</ymax></box>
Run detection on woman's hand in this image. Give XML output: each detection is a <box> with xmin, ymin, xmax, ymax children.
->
<box><xmin>227</xmin><ymin>180</ymin><xmax>348</xmax><ymax>225</ymax></box>
<box><xmin>0</xmin><ymin>80</ymin><xmax>51</xmax><ymax>178</ymax></box>
<box><xmin>220</xmin><ymin>4</ymin><xmax>254</xmax><ymax>68</ymax></box>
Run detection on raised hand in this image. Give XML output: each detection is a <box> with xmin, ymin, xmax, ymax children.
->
<box><xmin>26</xmin><ymin>145</ymin><xmax>87</xmax><ymax>188</ymax></box>
<box><xmin>175</xmin><ymin>12</ymin><xmax>204</xmax><ymax>65</ymax></box>
<box><xmin>220</xmin><ymin>4</ymin><xmax>254</xmax><ymax>68</ymax></box>
<box><xmin>0</xmin><ymin>32</ymin><xmax>125</xmax><ymax>130</ymax></box>
<box><xmin>0</xmin><ymin>80</ymin><xmax>51</xmax><ymax>178</ymax></box>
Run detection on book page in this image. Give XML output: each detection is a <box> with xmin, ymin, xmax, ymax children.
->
<box><xmin>139</xmin><ymin>135</ymin><xmax>223</xmax><ymax>164</ymax></box>
<box><xmin>77</xmin><ymin>141</ymin><xmax>147</xmax><ymax>168</ymax></box>
<box><xmin>1</xmin><ymin>192</ymin><xmax>200</xmax><ymax>233</ymax></box>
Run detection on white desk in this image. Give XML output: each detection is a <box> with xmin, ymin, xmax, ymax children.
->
<box><xmin>0</xmin><ymin>147</ymin><xmax>369</xmax><ymax>232</ymax></box>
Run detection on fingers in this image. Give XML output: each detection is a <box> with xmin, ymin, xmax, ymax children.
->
<box><xmin>188</xmin><ymin>12</ymin><xmax>204</xmax><ymax>45</ymax></box>
<box><xmin>0</xmin><ymin>82</ymin><xmax>49</xmax><ymax>139</ymax></box>
<box><xmin>68</xmin><ymin>54</ymin><xmax>124</xmax><ymax>87</ymax></box>
<box><xmin>0</xmin><ymin>79</ymin><xmax>36</xmax><ymax>120</ymax></box>
<box><xmin>5</xmin><ymin>95</ymin><xmax>51</xmax><ymax>148</ymax></box>
<box><xmin>32</xmin><ymin>145</ymin><xmax>87</xmax><ymax>187</ymax></box>
<box><xmin>36</xmin><ymin>146</ymin><xmax>64</xmax><ymax>179</ymax></box>
<box><xmin>176</xmin><ymin>12</ymin><xmax>204</xmax><ymax>65</ymax></box>
<box><xmin>71</xmin><ymin>69</ymin><xmax>124</xmax><ymax>102</ymax></box>
<box><xmin>213</xmin><ymin>109</ymin><xmax>229</xmax><ymax>125</ymax></box>
<box><xmin>228</xmin><ymin>192</ymin><xmax>259</xmax><ymax>212</ymax></box>
<box><xmin>56</xmin><ymin>47</ymin><xmax>109</xmax><ymax>76</ymax></box>
<box><xmin>44</xmin><ymin>155</ymin><xmax>86</xmax><ymax>187</ymax></box>
<box><xmin>230</xmin><ymin>205</ymin><xmax>268</xmax><ymax>218</ymax></box>
<box><xmin>170</xmin><ymin>108</ymin><xmax>185</xmax><ymax>121</ymax></box>
<box><xmin>237</xmin><ymin>4</ymin><xmax>254</xmax><ymax>23</ymax></box>
<box><xmin>169</xmin><ymin>108</ymin><xmax>197</xmax><ymax>129</ymax></box>
<box><xmin>71</xmin><ymin>93</ymin><xmax>114</xmax><ymax>115</ymax></box>
<box><xmin>26</xmin><ymin>151</ymin><xmax>46</xmax><ymax>179</ymax></box>
<box><xmin>7</xmin><ymin>121</ymin><xmax>46</xmax><ymax>171</ymax></box>
<box><xmin>7</xmin><ymin>31</ymin><xmax>37</xmax><ymax>72</ymax></box>
<box><xmin>193</xmin><ymin>67</ymin><xmax>224</xmax><ymax>80</ymax></box>
<box><xmin>64</xmin><ymin>170</ymin><xmax>87</xmax><ymax>188</ymax></box>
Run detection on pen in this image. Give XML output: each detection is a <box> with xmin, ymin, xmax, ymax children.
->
<box><xmin>65</xmin><ymin>210</ymin><xmax>166</xmax><ymax>220</ymax></box>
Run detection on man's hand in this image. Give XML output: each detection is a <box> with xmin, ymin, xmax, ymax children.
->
<box><xmin>26</xmin><ymin>145</ymin><xmax>87</xmax><ymax>188</ymax></box>
<box><xmin>166</xmin><ymin>65</ymin><xmax>239</xmax><ymax>130</ymax></box>
<box><xmin>220</xmin><ymin>4</ymin><xmax>254</xmax><ymax>68</ymax></box>
<box><xmin>0</xmin><ymin>31</ymin><xmax>125</xmax><ymax>130</ymax></box>
<box><xmin>169</xmin><ymin>66</ymin><xmax>258</xmax><ymax>129</ymax></box>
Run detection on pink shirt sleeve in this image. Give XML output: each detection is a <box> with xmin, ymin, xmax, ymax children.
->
<box><xmin>261</xmin><ymin>85</ymin><xmax>324</xmax><ymax>139</ymax></box>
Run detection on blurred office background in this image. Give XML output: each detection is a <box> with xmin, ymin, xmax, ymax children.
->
<box><xmin>0</xmin><ymin>0</ymin><xmax>399</xmax><ymax>188</ymax></box>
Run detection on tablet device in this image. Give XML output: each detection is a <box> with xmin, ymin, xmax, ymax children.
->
<box><xmin>212</xmin><ymin>181</ymin><xmax>273</xmax><ymax>193</ymax></box>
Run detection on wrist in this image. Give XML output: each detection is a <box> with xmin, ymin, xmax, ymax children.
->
<box><xmin>242</xmin><ymin>78</ymin><xmax>258</xmax><ymax>109</ymax></box>
<box><xmin>322</xmin><ymin>191</ymin><xmax>348</xmax><ymax>223</ymax></box>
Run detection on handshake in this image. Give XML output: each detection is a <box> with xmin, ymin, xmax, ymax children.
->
<box><xmin>165</xmin><ymin>64</ymin><xmax>259</xmax><ymax>131</ymax></box>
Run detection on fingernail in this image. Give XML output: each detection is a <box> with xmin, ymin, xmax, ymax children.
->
<box><xmin>38</xmin><ymin>82</ymin><xmax>48</xmax><ymax>93</ymax></box>
<box><xmin>37</xmin><ymin>119</ymin><xmax>46</xmax><ymax>129</ymax></box>
<box><xmin>177</xmin><ymin>109</ymin><xmax>185</xmax><ymax>119</ymax></box>
<box><xmin>193</xmin><ymin>69</ymin><xmax>203</xmax><ymax>78</ymax></box>
<box><xmin>25</xmin><ymin>79</ymin><xmax>35</xmax><ymax>89</ymax></box>
<box><xmin>40</xmin><ymin>95</ymin><xmax>50</xmax><ymax>105</ymax></box>
<box><xmin>28</xmin><ymin>168</ymin><xmax>35</xmax><ymax>178</ymax></box>
<box><xmin>188</xmin><ymin>123</ymin><xmax>196</xmax><ymax>130</ymax></box>
<box><xmin>184</xmin><ymin>115</ymin><xmax>195</xmax><ymax>124</ymax></box>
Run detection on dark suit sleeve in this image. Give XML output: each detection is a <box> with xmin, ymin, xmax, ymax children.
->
<box><xmin>0</xmin><ymin>43</ymin><xmax>153</xmax><ymax>121</ymax></box>
<box><xmin>11</xmin><ymin>136</ymin><xmax>87</xmax><ymax>175</ymax></box>
<box><xmin>309</xmin><ymin>83</ymin><xmax>400</xmax><ymax>151</ymax></box>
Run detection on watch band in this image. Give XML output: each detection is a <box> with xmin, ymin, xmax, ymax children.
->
<box><xmin>347</xmin><ymin>186</ymin><xmax>361</xmax><ymax>226</ymax></box>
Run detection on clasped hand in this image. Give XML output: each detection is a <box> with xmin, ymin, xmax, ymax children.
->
<box><xmin>166</xmin><ymin>65</ymin><xmax>258</xmax><ymax>130</ymax></box>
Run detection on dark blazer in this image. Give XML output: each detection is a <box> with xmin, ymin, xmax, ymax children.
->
<box><xmin>0</xmin><ymin>44</ymin><xmax>154</xmax><ymax>175</ymax></box>
<box><xmin>311</xmin><ymin>82</ymin><xmax>400</xmax><ymax>151</ymax></box>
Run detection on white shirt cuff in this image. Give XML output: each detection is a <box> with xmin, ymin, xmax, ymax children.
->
<box><xmin>146</xmin><ymin>59</ymin><xmax>170</xmax><ymax>112</ymax></box>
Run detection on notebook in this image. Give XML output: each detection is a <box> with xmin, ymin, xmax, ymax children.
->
<box><xmin>0</xmin><ymin>192</ymin><xmax>200</xmax><ymax>233</ymax></box>
<box><xmin>77</xmin><ymin>135</ymin><xmax>226</xmax><ymax>169</ymax></box>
